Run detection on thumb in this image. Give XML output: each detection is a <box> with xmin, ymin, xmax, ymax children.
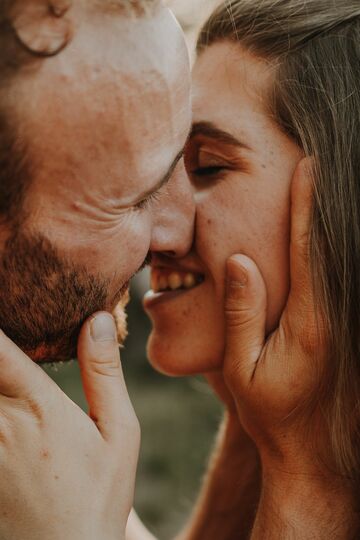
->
<box><xmin>224</xmin><ymin>255</ymin><xmax>267</xmax><ymax>388</ymax></box>
<box><xmin>77</xmin><ymin>312</ymin><xmax>138</xmax><ymax>445</ymax></box>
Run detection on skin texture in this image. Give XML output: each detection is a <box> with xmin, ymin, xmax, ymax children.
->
<box><xmin>146</xmin><ymin>42</ymin><xmax>302</xmax><ymax>375</ymax></box>
<box><xmin>1</xmin><ymin>5</ymin><xmax>194</xmax><ymax>362</ymax></box>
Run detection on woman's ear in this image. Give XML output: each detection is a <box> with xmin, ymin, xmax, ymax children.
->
<box><xmin>9</xmin><ymin>0</ymin><xmax>73</xmax><ymax>57</ymax></box>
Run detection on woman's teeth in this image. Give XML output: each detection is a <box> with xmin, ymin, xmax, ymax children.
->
<box><xmin>151</xmin><ymin>271</ymin><xmax>202</xmax><ymax>293</ymax></box>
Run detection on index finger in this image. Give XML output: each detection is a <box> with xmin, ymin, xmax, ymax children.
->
<box><xmin>288</xmin><ymin>157</ymin><xmax>314</xmax><ymax>305</ymax></box>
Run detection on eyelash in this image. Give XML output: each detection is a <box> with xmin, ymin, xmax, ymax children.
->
<box><xmin>135</xmin><ymin>189</ymin><xmax>162</xmax><ymax>211</ymax></box>
<box><xmin>192</xmin><ymin>166</ymin><xmax>226</xmax><ymax>176</ymax></box>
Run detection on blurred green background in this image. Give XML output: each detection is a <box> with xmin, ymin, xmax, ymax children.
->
<box><xmin>45</xmin><ymin>275</ymin><xmax>223</xmax><ymax>539</ymax></box>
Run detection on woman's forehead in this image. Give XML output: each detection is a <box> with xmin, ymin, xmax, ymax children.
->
<box><xmin>192</xmin><ymin>41</ymin><xmax>274</xmax><ymax>108</ymax></box>
<box><xmin>191</xmin><ymin>42</ymin><xmax>277</xmax><ymax>147</ymax></box>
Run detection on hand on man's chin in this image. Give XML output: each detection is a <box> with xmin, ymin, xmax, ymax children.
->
<box><xmin>29</xmin><ymin>292</ymin><xmax>130</xmax><ymax>365</ymax></box>
<box><xmin>22</xmin><ymin>293</ymin><xmax>130</xmax><ymax>365</ymax></box>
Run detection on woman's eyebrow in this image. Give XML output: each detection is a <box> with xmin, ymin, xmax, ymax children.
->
<box><xmin>190</xmin><ymin>121</ymin><xmax>251</xmax><ymax>150</ymax></box>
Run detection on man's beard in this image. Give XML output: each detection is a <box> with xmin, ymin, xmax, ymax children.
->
<box><xmin>0</xmin><ymin>231</ymin><xmax>129</xmax><ymax>363</ymax></box>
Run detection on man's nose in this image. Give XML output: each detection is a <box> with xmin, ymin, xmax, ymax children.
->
<box><xmin>150</xmin><ymin>159</ymin><xmax>195</xmax><ymax>258</ymax></box>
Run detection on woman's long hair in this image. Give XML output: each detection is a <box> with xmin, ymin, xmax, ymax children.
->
<box><xmin>198</xmin><ymin>0</ymin><xmax>360</xmax><ymax>479</ymax></box>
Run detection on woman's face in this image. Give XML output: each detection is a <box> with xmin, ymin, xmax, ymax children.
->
<box><xmin>144</xmin><ymin>41</ymin><xmax>303</xmax><ymax>375</ymax></box>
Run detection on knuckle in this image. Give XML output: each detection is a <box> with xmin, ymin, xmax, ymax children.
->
<box><xmin>226</xmin><ymin>305</ymin><xmax>260</xmax><ymax>329</ymax></box>
<box><xmin>226</xmin><ymin>281</ymin><xmax>247</xmax><ymax>302</ymax></box>
<box><xmin>88</xmin><ymin>351</ymin><xmax>121</xmax><ymax>378</ymax></box>
<box><xmin>22</xmin><ymin>396</ymin><xmax>46</xmax><ymax>426</ymax></box>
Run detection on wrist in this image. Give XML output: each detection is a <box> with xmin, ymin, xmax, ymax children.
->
<box><xmin>252</xmin><ymin>450</ymin><xmax>359</xmax><ymax>538</ymax></box>
<box><xmin>253</xmin><ymin>471</ymin><xmax>359</xmax><ymax>540</ymax></box>
<box><xmin>254</xmin><ymin>416</ymin><xmax>338</xmax><ymax>478</ymax></box>
<box><xmin>260</xmin><ymin>458</ymin><xmax>358</xmax><ymax>520</ymax></box>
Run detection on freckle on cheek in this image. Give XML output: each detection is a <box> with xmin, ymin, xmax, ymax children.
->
<box><xmin>207</xmin><ymin>219</ymin><xmax>212</xmax><ymax>225</ymax></box>
<box><xmin>41</xmin><ymin>449</ymin><xmax>50</xmax><ymax>459</ymax></box>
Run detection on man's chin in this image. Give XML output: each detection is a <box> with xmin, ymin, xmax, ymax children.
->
<box><xmin>25</xmin><ymin>294</ymin><xmax>130</xmax><ymax>364</ymax></box>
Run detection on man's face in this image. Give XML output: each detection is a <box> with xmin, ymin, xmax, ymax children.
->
<box><xmin>0</xmin><ymin>7</ymin><xmax>194</xmax><ymax>362</ymax></box>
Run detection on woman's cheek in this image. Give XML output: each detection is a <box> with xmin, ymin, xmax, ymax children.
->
<box><xmin>197</xmin><ymin>183</ymin><xmax>291</xmax><ymax>334</ymax></box>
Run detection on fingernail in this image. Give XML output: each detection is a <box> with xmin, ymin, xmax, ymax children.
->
<box><xmin>227</xmin><ymin>256</ymin><xmax>248</xmax><ymax>287</ymax></box>
<box><xmin>90</xmin><ymin>313</ymin><xmax>117</xmax><ymax>342</ymax></box>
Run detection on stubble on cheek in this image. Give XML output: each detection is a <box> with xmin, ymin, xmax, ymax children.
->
<box><xmin>0</xmin><ymin>231</ymin><xmax>116</xmax><ymax>362</ymax></box>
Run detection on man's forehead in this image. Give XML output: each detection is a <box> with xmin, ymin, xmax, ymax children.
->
<box><xmin>7</xmin><ymin>2</ymin><xmax>188</xmax><ymax>89</ymax></box>
<box><xmin>79</xmin><ymin>7</ymin><xmax>189</xmax><ymax>86</ymax></box>
<box><xmin>9</xmin><ymin>2</ymin><xmax>191</xmax><ymax>205</ymax></box>
<box><xmin>12</xmin><ymin>2</ymin><xmax>191</xmax><ymax>136</ymax></box>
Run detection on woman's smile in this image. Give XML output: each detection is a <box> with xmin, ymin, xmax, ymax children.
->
<box><xmin>144</xmin><ymin>257</ymin><xmax>206</xmax><ymax>308</ymax></box>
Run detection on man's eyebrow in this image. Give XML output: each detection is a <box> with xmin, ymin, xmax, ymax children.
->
<box><xmin>190</xmin><ymin>121</ymin><xmax>251</xmax><ymax>150</ymax></box>
<box><xmin>135</xmin><ymin>148</ymin><xmax>184</xmax><ymax>205</ymax></box>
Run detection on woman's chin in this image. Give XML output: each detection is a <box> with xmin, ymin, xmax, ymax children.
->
<box><xmin>146</xmin><ymin>331</ymin><xmax>224</xmax><ymax>377</ymax></box>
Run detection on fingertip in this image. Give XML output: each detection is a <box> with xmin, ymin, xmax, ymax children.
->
<box><xmin>77</xmin><ymin>312</ymin><xmax>121</xmax><ymax>373</ymax></box>
<box><xmin>226</xmin><ymin>254</ymin><xmax>261</xmax><ymax>286</ymax></box>
<box><xmin>78</xmin><ymin>312</ymin><xmax>118</xmax><ymax>347</ymax></box>
<box><xmin>226</xmin><ymin>254</ymin><xmax>267</xmax><ymax>309</ymax></box>
<box><xmin>292</xmin><ymin>157</ymin><xmax>315</xmax><ymax>198</ymax></box>
<box><xmin>227</xmin><ymin>255</ymin><xmax>249</xmax><ymax>287</ymax></box>
<box><xmin>89</xmin><ymin>312</ymin><xmax>117</xmax><ymax>343</ymax></box>
<box><xmin>297</xmin><ymin>156</ymin><xmax>313</xmax><ymax>175</ymax></box>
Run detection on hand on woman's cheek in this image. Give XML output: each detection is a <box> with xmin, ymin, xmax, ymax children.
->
<box><xmin>222</xmin><ymin>159</ymin><xmax>329</xmax><ymax>466</ymax></box>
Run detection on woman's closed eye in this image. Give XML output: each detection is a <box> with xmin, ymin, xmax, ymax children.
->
<box><xmin>192</xmin><ymin>165</ymin><xmax>228</xmax><ymax>176</ymax></box>
<box><xmin>185</xmin><ymin>147</ymin><xmax>234</xmax><ymax>185</ymax></box>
